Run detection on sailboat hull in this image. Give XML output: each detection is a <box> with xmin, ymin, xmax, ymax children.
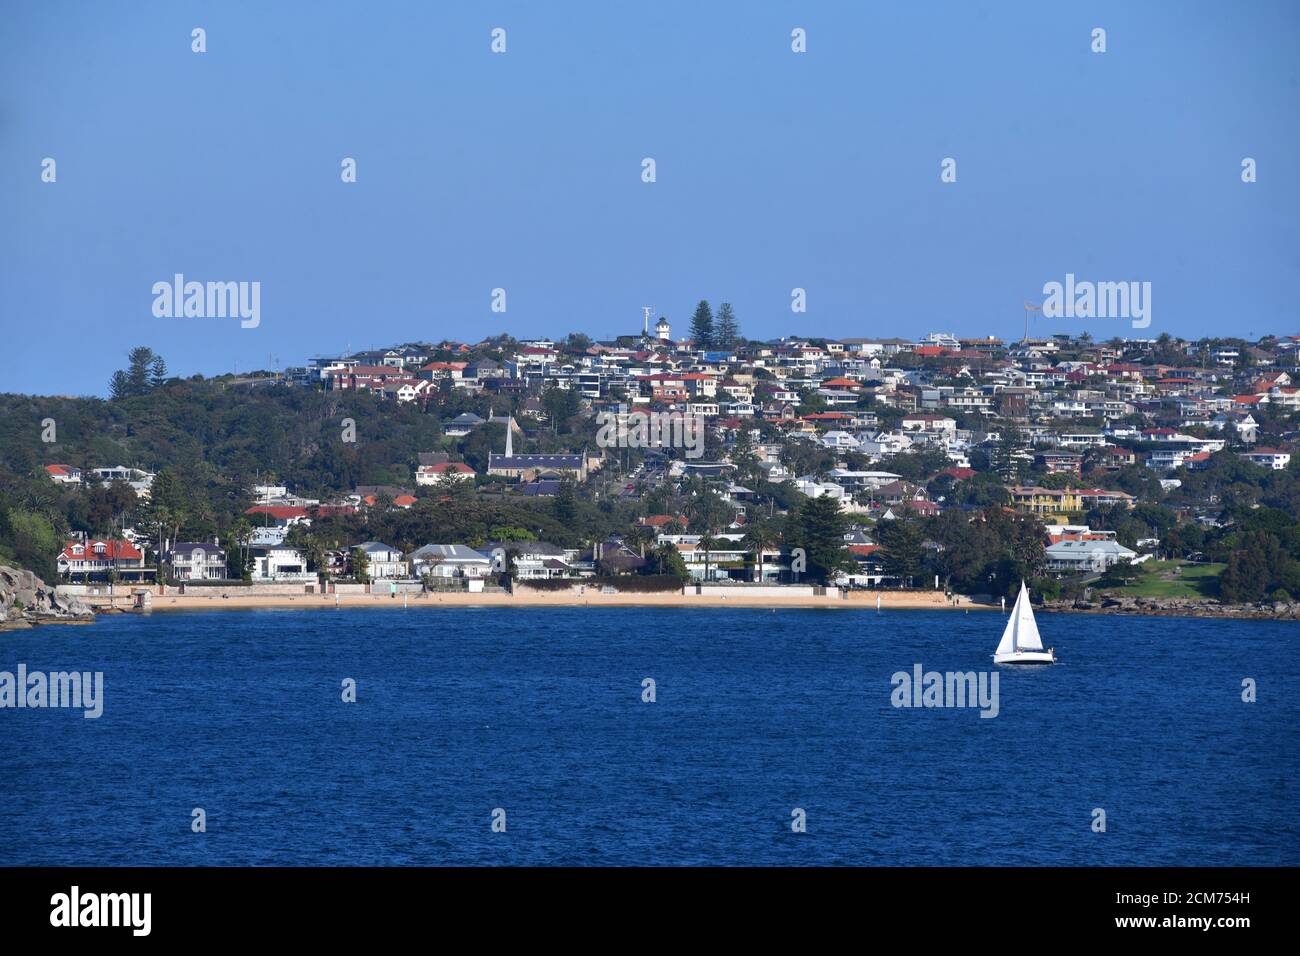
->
<box><xmin>993</xmin><ymin>649</ymin><xmax>1056</xmax><ymax>665</ymax></box>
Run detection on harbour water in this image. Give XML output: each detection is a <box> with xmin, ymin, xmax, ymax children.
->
<box><xmin>1</xmin><ymin>607</ymin><xmax>1295</xmax><ymax>865</ymax></box>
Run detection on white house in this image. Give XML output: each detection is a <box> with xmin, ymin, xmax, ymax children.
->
<box><xmin>408</xmin><ymin>544</ymin><xmax>493</xmax><ymax>579</ymax></box>
<box><xmin>251</xmin><ymin>545</ymin><xmax>312</xmax><ymax>581</ymax></box>
<box><xmin>1240</xmin><ymin>447</ymin><xmax>1292</xmax><ymax>471</ymax></box>
<box><xmin>169</xmin><ymin>542</ymin><xmax>227</xmax><ymax>580</ymax></box>
<box><xmin>415</xmin><ymin>462</ymin><xmax>476</xmax><ymax>485</ymax></box>
<box><xmin>354</xmin><ymin>541</ymin><xmax>408</xmax><ymax>579</ymax></box>
<box><xmin>1044</xmin><ymin>539</ymin><xmax>1137</xmax><ymax>572</ymax></box>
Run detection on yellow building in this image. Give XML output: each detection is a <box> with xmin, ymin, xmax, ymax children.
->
<box><xmin>1006</xmin><ymin>486</ymin><xmax>1083</xmax><ymax>516</ymax></box>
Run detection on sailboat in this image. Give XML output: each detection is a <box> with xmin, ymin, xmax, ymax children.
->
<box><xmin>993</xmin><ymin>581</ymin><xmax>1056</xmax><ymax>664</ymax></box>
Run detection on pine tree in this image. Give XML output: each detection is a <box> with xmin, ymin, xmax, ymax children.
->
<box><xmin>796</xmin><ymin>495</ymin><xmax>850</xmax><ymax>585</ymax></box>
<box><xmin>109</xmin><ymin>370</ymin><xmax>131</xmax><ymax>400</ymax></box>
<box><xmin>127</xmin><ymin>347</ymin><xmax>156</xmax><ymax>397</ymax></box>
<box><xmin>878</xmin><ymin>519</ymin><xmax>925</xmax><ymax>586</ymax></box>
<box><xmin>715</xmin><ymin>302</ymin><xmax>738</xmax><ymax>350</ymax></box>
<box><xmin>149</xmin><ymin>355</ymin><xmax>168</xmax><ymax>388</ymax></box>
<box><xmin>689</xmin><ymin>300</ymin><xmax>714</xmax><ymax>349</ymax></box>
<box><xmin>553</xmin><ymin>477</ymin><xmax>578</xmax><ymax>526</ymax></box>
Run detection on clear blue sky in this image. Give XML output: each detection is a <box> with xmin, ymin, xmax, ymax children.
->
<box><xmin>2</xmin><ymin>0</ymin><xmax>1297</xmax><ymax>396</ymax></box>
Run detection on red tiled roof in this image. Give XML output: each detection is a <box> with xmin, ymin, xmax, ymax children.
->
<box><xmin>244</xmin><ymin>505</ymin><xmax>309</xmax><ymax>519</ymax></box>
<box><xmin>60</xmin><ymin>539</ymin><xmax>143</xmax><ymax>561</ymax></box>
<box><xmin>421</xmin><ymin>462</ymin><xmax>475</xmax><ymax>474</ymax></box>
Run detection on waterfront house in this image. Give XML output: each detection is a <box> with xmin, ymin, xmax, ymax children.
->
<box><xmin>408</xmin><ymin>544</ymin><xmax>493</xmax><ymax>579</ymax></box>
<box><xmin>250</xmin><ymin>544</ymin><xmax>312</xmax><ymax>582</ymax></box>
<box><xmin>57</xmin><ymin>538</ymin><xmax>154</xmax><ymax>583</ymax></box>
<box><xmin>169</xmin><ymin>542</ymin><xmax>228</xmax><ymax>580</ymax></box>
<box><xmin>354</xmin><ymin>542</ymin><xmax>408</xmax><ymax>579</ymax></box>
<box><xmin>1044</xmin><ymin>539</ymin><xmax>1137</xmax><ymax>573</ymax></box>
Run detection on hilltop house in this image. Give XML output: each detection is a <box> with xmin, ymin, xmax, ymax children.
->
<box><xmin>415</xmin><ymin>461</ymin><xmax>475</xmax><ymax>485</ymax></box>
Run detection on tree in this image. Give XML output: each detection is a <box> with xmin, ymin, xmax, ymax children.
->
<box><xmin>127</xmin><ymin>347</ymin><xmax>156</xmax><ymax>397</ymax></box>
<box><xmin>552</xmin><ymin>477</ymin><xmax>578</xmax><ymax>526</ymax></box>
<box><xmin>878</xmin><ymin>519</ymin><xmax>925</xmax><ymax>586</ymax></box>
<box><xmin>689</xmin><ymin>300</ymin><xmax>714</xmax><ymax>350</ymax></box>
<box><xmin>698</xmin><ymin>532</ymin><xmax>718</xmax><ymax>582</ymax></box>
<box><xmin>562</xmin><ymin>332</ymin><xmax>593</xmax><ymax>352</ymax></box>
<box><xmin>741</xmin><ymin>524</ymin><xmax>778</xmax><ymax>582</ymax></box>
<box><xmin>109</xmin><ymin>346</ymin><xmax>168</xmax><ymax>398</ymax></box>
<box><xmin>4</xmin><ymin>508</ymin><xmax>61</xmax><ymax>581</ymax></box>
<box><xmin>149</xmin><ymin>355</ymin><xmax>168</xmax><ymax>388</ymax></box>
<box><xmin>715</xmin><ymin>302</ymin><xmax>738</xmax><ymax>350</ymax></box>
<box><xmin>229</xmin><ymin>518</ymin><xmax>254</xmax><ymax>581</ymax></box>
<box><xmin>109</xmin><ymin>370</ymin><xmax>131</xmax><ymax>400</ymax></box>
<box><xmin>794</xmin><ymin>495</ymin><xmax>850</xmax><ymax>585</ymax></box>
<box><xmin>731</xmin><ymin>425</ymin><xmax>759</xmax><ymax>483</ymax></box>
<box><xmin>352</xmin><ymin>547</ymin><xmax>371</xmax><ymax>584</ymax></box>
<box><xmin>993</xmin><ymin>427</ymin><xmax>1029</xmax><ymax>483</ymax></box>
<box><xmin>651</xmin><ymin>542</ymin><xmax>689</xmax><ymax>581</ymax></box>
<box><xmin>685</xmin><ymin>488</ymin><xmax>729</xmax><ymax>535</ymax></box>
<box><xmin>542</xmin><ymin>384</ymin><xmax>581</xmax><ymax>433</ymax></box>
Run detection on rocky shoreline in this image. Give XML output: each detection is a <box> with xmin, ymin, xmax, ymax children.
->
<box><xmin>1044</xmin><ymin>595</ymin><xmax>1300</xmax><ymax>621</ymax></box>
<box><xmin>0</xmin><ymin>565</ymin><xmax>94</xmax><ymax>630</ymax></box>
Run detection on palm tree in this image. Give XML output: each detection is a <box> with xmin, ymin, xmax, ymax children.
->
<box><xmin>741</xmin><ymin>526</ymin><xmax>777</xmax><ymax>583</ymax></box>
<box><xmin>699</xmin><ymin>532</ymin><xmax>718</xmax><ymax>582</ymax></box>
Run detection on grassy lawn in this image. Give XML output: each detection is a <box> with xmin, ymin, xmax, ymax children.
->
<box><xmin>1098</xmin><ymin>560</ymin><xmax>1224</xmax><ymax>599</ymax></box>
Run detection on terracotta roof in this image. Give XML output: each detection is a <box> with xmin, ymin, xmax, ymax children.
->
<box><xmin>244</xmin><ymin>505</ymin><xmax>309</xmax><ymax>519</ymax></box>
<box><xmin>421</xmin><ymin>462</ymin><xmax>475</xmax><ymax>474</ymax></box>
<box><xmin>60</xmin><ymin>539</ymin><xmax>143</xmax><ymax>561</ymax></box>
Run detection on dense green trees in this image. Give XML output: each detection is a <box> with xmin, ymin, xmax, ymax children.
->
<box><xmin>109</xmin><ymin>346</ymin><xmax>169</xmax><ymax>399</ymax></box>
<box><xmin>1218</xmin><ymin>531</ymin><xmax>1299</xmax><ymax>602</ymax></box>
<box><xmin>918</xmin><ymin>506</ymin><xmax>1047</xmax><ymax>598</ymax></box>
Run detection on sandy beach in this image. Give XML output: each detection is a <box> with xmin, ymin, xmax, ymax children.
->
<box><xmin>78</xmin><ymin>588</ymin><xmax>976</xmax><ymax>613</ymax></box>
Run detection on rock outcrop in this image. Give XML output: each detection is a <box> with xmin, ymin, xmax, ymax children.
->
<box><xmin>1044</xmin><ymin>594</ymin><xmax>1300</xmax><ymax>620</ymax></box>
<box><xmin>0</xmin><ymin>565</ymin><xmax>94</xmax><ymax>629</ymax></box>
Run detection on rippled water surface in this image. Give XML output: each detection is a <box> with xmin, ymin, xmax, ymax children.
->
<box><xmin>2</xmin><ymin>607</ymin><xmax>1295</xmax><ymax>865</ymax></box>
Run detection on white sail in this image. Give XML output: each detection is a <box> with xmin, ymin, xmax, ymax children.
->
<box><xmin>1012</xmin><ymin>581</ymin><xmax>1043</xmax><ymax>651</ymax></box>
<box><xmin>996</xmin><ymin>581</ymin><xmax>1044</xmax><ymax>655</ymax></box>
<box><xmin>995</xmin><ymin>598</ymin><xmax>1019</xmax><ymax>656</ymax></box>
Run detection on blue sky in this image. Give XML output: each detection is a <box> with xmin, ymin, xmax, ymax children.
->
<box><xmin>2</xmin><ymin>0</ymin><xmax>1297</xmax><ymax>396</ymax></box>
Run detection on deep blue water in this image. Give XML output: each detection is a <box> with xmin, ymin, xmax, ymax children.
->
<box><xmin>1</xmin><ymin>607</ymin><xmax>1296</xmax><ymax>866</ymax></box>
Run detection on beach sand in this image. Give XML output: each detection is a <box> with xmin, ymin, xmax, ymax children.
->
<box><xmin>79</xmin><ymin>588</ymin><xmax>976</xmax><ymax>613</ymax></box>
